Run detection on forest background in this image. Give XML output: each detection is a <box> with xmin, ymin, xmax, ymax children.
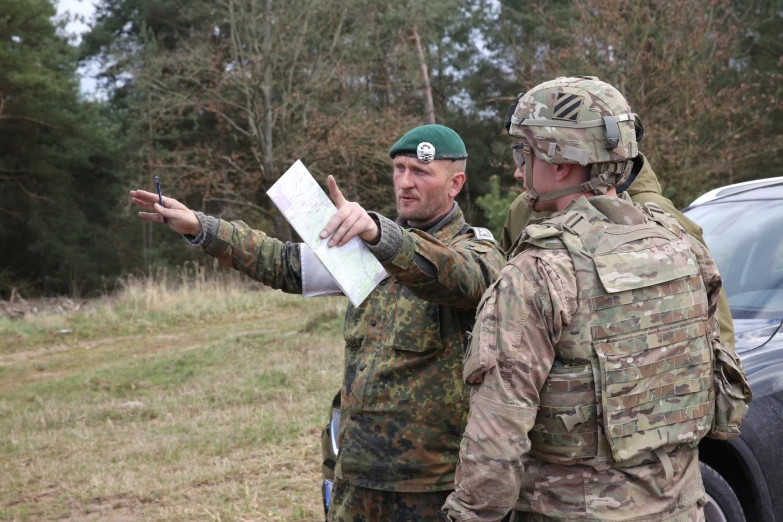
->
<box><xmin>1</xmin><ymin>0</ymin><xmax>781</xmax><ymax>298</ymax></box>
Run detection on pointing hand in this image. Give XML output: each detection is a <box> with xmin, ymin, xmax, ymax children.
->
<box><xmin>320</xmin><ymin>176</ymin><xmax>380</xmax><ymax>247</ymax></box>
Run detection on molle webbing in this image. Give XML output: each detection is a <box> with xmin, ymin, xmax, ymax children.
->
<box><xmin>527</xmin><ymin>203</ymin><xmax>714</xmax><ymax>467</ymax></box>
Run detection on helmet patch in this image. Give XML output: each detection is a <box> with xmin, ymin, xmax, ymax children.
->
<box><xmin>552</xmin><ymin>92</ymin><xmax>584</xmax><ymax>121</ymax></box>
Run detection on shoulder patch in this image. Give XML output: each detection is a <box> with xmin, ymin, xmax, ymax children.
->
<box><xmin>467</xmin><ymin>227</ymin><xmax>495</xmax><ymax>242</ymax></box>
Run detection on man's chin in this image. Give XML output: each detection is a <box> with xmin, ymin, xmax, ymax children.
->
<box><xmin>397</xmin><ymin>201</ymin><xmax>419</xmax><ymax>218</ymax></box>
<box><xmin>397</xmin><ymin>210</ymin><xmax>416</xmax><ymax>222</ymax></box>
<box><xmin>398</xmin><ymin>210</ymin><xmax>424</xmax><ymax>223</ymax></box>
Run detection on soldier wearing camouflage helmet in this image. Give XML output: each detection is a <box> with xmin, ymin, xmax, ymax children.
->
<box><xmin>509</xmin><ymin>76</ymin><xmax>643</xmax><ymax>210</ymax></box>
<box><xmin>439</xmin><ymin>77</ymin><xmax>751</xmax><ymax>521</ymax></box>
<box><xmin>499</xmin><ymin>131</ymin><xmax>736</xmax><ymax>351</ymax></box>
<box><xmin>130</xmin><ymin>124</ymin><xmax>505</xmax><ymax>521</ymax></box>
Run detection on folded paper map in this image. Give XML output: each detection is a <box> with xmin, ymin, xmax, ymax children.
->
<box><xmin>267</xmin><ymin>160</ymin><xmax>388</xmax><ymax>306</ymax></box>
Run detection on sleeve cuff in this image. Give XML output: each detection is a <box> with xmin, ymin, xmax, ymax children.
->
<box><xmin>184</xmin><ymin>211</ymin><xmax>220</xmax><ymax>248</ymax></box>
<box><xmin>366</xmin><ymin>212</ymin><xmax>403</xmax><ymax>262</ymax></box>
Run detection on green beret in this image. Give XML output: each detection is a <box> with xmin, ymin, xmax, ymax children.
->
<box><xmin>389</xmin><ymin>124</ymin><xmax>468</xmax><ymax>163</ymax></box>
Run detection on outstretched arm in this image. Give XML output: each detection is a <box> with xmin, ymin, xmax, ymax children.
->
<box><xmin>129</xmin><ymin>189</ymin><xmax>303</xmax><ymax>293</ymax></box>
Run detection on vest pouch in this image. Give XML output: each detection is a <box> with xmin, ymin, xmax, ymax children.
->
<box><xmin>593</xmin><ymin>319</ymin><xmax>714</xmax><ymax>464</ymax></box>
<box><xmin>593</xmin><ymin>238</ymin><xmax>699</xmax><ymax>293</ymax></box>
<box><xmin>589</xmin><ymin>234</ymin><xmax>712</xmax><ymax>463</ymax></box>
<box><xmin>708</xmin><ymin>342</ymin><xmax>752</xmax><ymax>440</ymax></box>
<box><xmin>529</xmin><ymin>365</ymin><xmax>599</xmax><ymax>461</ymax></box>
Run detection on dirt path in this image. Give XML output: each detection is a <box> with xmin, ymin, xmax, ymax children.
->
<box><xmin>0</xmin><ymin>312</ymin><xmax>303</xmax><ymax>367</ymax></box>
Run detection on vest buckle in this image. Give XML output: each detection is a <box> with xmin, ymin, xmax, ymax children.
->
<box><xmin>562</xmin><ymin>212</ymin><xmax>591</xmax><ymax>236</ymax></box>
<box><xmin>557</xmin><ymin>404</ymin><xmax>593</xmax><ymax>432</ymax></box>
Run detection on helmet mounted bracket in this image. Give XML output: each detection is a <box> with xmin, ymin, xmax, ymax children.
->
<box><xmin>504</xmin><ymin>94</ymin><xmax>523</xmax><ymax>135</ymax></box>
<box><xmin>603</xmin><ymin>115</ymin><xmax>621</xmax><ymax>150</ymax></box>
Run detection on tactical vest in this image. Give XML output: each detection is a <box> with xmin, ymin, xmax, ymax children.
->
<box><xmin>518</xmin><ymin>198</ymin><xmax>715</xmax><ymax>473</ymax></box>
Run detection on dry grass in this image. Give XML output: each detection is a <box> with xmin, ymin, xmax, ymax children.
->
<box><xmin>0</xmin><ymin>263</ymin><xmax>299</xmax><ymax>355</ymax></box>
<box><xmin>0</xmin><ymin>269</ymin><xmax>346</xmax><ymax>521</ymax></box>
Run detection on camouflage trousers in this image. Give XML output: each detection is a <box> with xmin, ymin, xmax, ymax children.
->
<box><xmin>326</xmin><ymin>479</ymin><xmax>450</xmax><ymax>522</ymax></box>
<box><xmin>510</xmin><ymin>503</ymin><xmax>705</xmax><ymax>522</ymax></box>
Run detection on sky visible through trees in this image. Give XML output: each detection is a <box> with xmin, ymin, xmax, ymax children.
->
<box><xmin>2</xmin><ymin>0</ymin><xmax>781</xmax><ymax>297</ymax></box>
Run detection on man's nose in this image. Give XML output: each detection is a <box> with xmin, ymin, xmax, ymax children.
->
<box><xmin>514</xmin><ymin>167</ymin><xmax>525</xmax><ymax>181</ymax></box>
<box><xmin>398</xmin><ymin>169</ymin><xmax>415</xmax><ymax>189</ymax></box>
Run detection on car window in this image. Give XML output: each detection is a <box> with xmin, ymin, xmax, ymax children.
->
<box><xmin>775</xmin><ymin>238</ymin><xmax>783</xmax><ymax>272</ymax></box>
<box><xmin>685</xmin><ymin>200</ymin><xmax>783</xmax><ymax>319</ymax></box>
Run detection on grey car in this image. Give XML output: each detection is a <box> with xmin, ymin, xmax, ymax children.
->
<box><xmin>683</xmin><ymin>176</ymin><xmax>783</xmax><ymax>522</ymax></box>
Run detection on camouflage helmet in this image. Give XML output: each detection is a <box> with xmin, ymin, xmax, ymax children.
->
<box><xmin>505</xmin><ymin>76</ymin><xmax>644</xmax><ymax>208</ymax></box>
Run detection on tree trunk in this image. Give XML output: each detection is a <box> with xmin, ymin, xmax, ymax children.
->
<box><xmin>410</xmin><ymin>25</ymin><xmax>436</xmax><ymax>125</ymax></box>
<box><xmin>145</xmin><ymin>91</ymin><xmax>154</xmax><ymax>273</ymax></box>
<box><xmin>347</xmin><ymin>154</ymin><xmax>358</xmax><ymax>202</ymax></box>
<box><xmin>383</xmin><ymin>54</ymin><xmax>393</xmax><ymax>107</ymax></box>
<box><xmin>259</xmin><ymin>0</ymin><xmax>291</xmax><ymax>241</ymax></box>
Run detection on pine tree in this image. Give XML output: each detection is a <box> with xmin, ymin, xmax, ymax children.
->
<box><xmin>0</xmin><ymin>0</ymin><xmax>124</xmax><ymax>296</ymax></box>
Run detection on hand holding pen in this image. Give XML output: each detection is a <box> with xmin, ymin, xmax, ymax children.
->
<box><xmin>129</xmin><ymin>182</ymin><xmax>202</xmax><ymax>237</ymax></box>
<box><xmin>155</xmin><ymin>176</ymin><xmax>167</xmax><ymax>224</ymax></box>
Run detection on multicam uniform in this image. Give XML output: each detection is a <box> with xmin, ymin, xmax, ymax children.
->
<box><xmin>190</xmin><ymin>203</ymin><xmax>505</xmax><ymax>519</ymax></box>
<box><xmin>443</xmin><ymin>194</ymin><xmax>726</xmax><ymax>522</ymax></box>
<box><xmin>500</xmin><ymin>153</ymin><xmax>736</xmax><ymax>348</ymax></box>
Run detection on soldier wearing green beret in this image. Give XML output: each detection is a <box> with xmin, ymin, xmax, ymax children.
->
<box><xmin>130</xmin><ymin>124</ymin><xmax>506</xmax><ymax>521</ymax></box>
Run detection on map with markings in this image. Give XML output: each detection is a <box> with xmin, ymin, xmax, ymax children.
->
<box><xmin>267</xmin><ymin>160</ymin><xmax>387</xmax><ymax>306</ymax></box>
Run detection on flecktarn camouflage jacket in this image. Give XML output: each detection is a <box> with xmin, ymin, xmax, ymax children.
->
<box><xmin>199</xmin><ymin>205</ymin><xmax>505</xmax><ymax>492</ymax></box>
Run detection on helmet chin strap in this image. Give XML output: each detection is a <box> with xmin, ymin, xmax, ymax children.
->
<box><xmin>522</xmin><ymin>143</ymin><xmax>539</xmax><ymax>209</ymax></box>
<box><xmin>522</xmin><ymin>142</ymin><xmax>632</xmax><ymax>210</ymax></box>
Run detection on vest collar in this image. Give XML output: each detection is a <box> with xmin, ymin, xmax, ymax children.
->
<box><xmin>562</xmin><ymin>193</ymin><xmax>648</xmax><ymax>227</ymax></box>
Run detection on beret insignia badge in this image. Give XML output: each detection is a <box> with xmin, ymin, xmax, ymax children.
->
<box><xmin>416</xmin><ymin>142</ymin><xmax>436</xmax><ymax>163</ymax></box>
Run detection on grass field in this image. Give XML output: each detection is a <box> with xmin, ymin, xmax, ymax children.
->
<box><xmin>0</xmin><ymin>271</ymin><xmax>345</xmax><ymax>521</ymax></box>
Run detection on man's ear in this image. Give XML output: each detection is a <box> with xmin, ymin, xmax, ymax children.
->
<box><xmin>448</xmin><ymin>171</ymin><xmax>466</xmax><ymax>198</ymax></box>
<box><xmin>554</xmin><ymin>164</ymin><xmax>571</xmax><ymax>182</ymax></box>
<box><xmin>554</xmin><ymin>163</ymin><xmax>586</xmax><ymax>183</ymax></box>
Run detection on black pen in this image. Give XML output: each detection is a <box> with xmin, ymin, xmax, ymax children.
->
<box><xmin>154</xmin><ymin>176</ymin><xmax>167</xmax><ymax>224</ymax></box>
